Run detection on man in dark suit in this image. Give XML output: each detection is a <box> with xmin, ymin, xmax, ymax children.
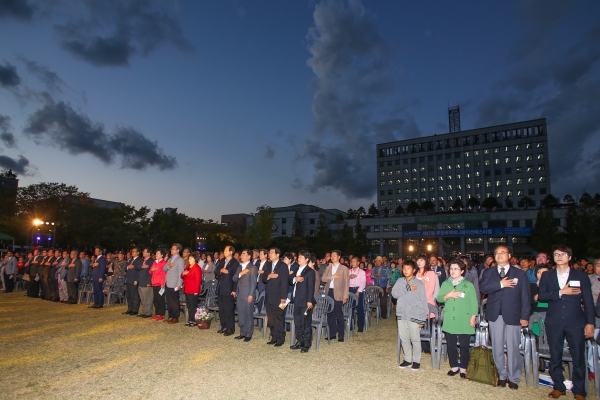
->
<box><xmin>232</xmin><ymin>249</ymin><xmax>258</xmax><ymax>341</ymax></box>
<box><xmin>66</xmin><ymin>250</ymin><xmax>81</xmax><ymax>304</ymax></box>
<box><xmin>89</xmin><ymin>246</ymin><xmax>106</xmax><ymax>308</ymax></box>
<box><xmin>480</xmin><ymin>245</ymin><xmax>530</xmax><ymax>389</ymax></box>
<box><xmin>289</xmin><ymin>250</ymin><xmax>316</xmax><ymax>352</ymax></box>
<box><xmin>49</xmin><ymin>249</ymin><xmax>61</xmax><ymax>301</ymax></box>
<box><xmin>262</xmin><ymin>247</ymin><xmax>289</xmax><ymax>346</ymax></box>
<box><xmin>123</xmin><ymin>247</ymin><xmax>142</xmax><ymax>315</ymax></box>
<box><xmin>540</xmin><ymin>245</ymin><xmax>595</xmax><ymax>400</ymax></box>
<box><xmin>215</xmin><ymin>245</ymin><xmax>239</xmax><ymax>336</ymax></box>
<box><xmin>28</xmin><ymin>249</ymin><xmax>42</xmax><ymax>297</ymax></box>
<box><xmin>39</xmin><ymin>250</ymin><xmax>51</xmax><ymax>299</ymax></box>
<box><xmin>256</xmin><ymin>249</ymin><xmax>268</xmax><ymax>294</ymax></box>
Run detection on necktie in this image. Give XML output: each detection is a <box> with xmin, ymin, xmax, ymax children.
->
<box><xmin>500</xmin><ymin>267</ymin><xmax>506</xmax><ymax>278</ymax></box>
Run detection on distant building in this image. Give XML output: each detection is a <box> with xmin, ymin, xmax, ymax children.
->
<box><xmin>0</xmin><ymin>172</ymin><xmax>19</xmax><ymax>215</ymax></box>
<box><xmin>244</xmin><ymin>204</ymin><xmax>346</xmax><ymax>238</ymax></box>
<box><xmin>221</xmin><ymin>213</ymin><xmax>250</xmax><ymax>233</ymax></box>
<box><xmin>89</xmin><ymin>198</ymin><xmax>125</xmax><ymax>209</ymax></box>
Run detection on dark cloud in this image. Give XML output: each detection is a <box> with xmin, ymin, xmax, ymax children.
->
<box><xmin>0</xmin><ymin>155</ymin><xmax>33</xmax><ymax>175</ymax></box>
<box><xmin>0</xmin><ymin>0</ymin><xmax>34</xmax><ymax>21</ymax></box>
<box><xmin>475</xmin><ymin>3</ymin><xmax>600</xmax><ymax>199</ymax></box>
<box><xmin>54</xmin><ymin>0</ymin><xmax>194</xmax><ymax>67</ymax></box>
<box><xmin>302</xmin><ymin>0</ymin><xmax>419</xmax><ymax>199</ymax></box>
<box><xmin>0</xmin><ymin>62</ymin><xmax>21</xmax><ymax>88</ymax></box>
<box><xmin>0</xmin><ymin>115</ymin><xmax>17</xmax><ymax>148</ymax></box>
<box><xmin>23</xmin><ymin>100</ymin><xmax>177</xmax><ymax>170</ymax></box>
<box><xmin>265</xmin><ymin>145</ymin><xmax>275</xmax><ymax>159</ymax></box>
<box><xmin>17</xmin><ymin>55</ymin><xmax>66</xmax><ymax>94</ymax></box>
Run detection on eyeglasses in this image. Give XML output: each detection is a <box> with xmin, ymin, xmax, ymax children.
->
<box><xmin>553</xmin><ymin>253</ymin><xmax>569</xmax><ymax>258</ymax></box>
<box><xmin>494</xmin><ymin>251</ymin><xmax>508</xmax><ymax>255</ymax></box>
<box><xmin>449</xmin><ymin>268</ymin><xmax>462</xmax><ymax>272</ymax></box>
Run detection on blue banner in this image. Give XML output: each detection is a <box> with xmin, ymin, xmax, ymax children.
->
<box><xmin>401</xmin><ymin>227</ymin><xmax>532</xmax><ymax>237</ymax></box>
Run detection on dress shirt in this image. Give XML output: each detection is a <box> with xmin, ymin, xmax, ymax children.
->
<box><xmin>238</xmin><ymin>261</ymin><xmax>249</xmax><ymax>278</ymax></box>
<box><xmin>497</xmin><ymin>263</ymin><xmax>510</xmax><ymax>288</ymax></box>
<box><xmin>258</xmin><ymin>260</ymin><xmax>266</xmax><ymax>282</ymax></box>
<box><xmin>329</xmin><ymin>264</ymin><xmax>339</xmax><ymax>289</ymax></box>
<box><xmin>557</xmin><ymin>268</ymin><xmax>569</xmax><ymax>290</ymax></box>
<box><xmin>348</xmin><ymin>267</ymin><xmax>366</xmax><ymax>292</ymax></box>
<box><xmin>293</xmin><ymin>265</ymin><xmax>307</xmax><ymax>298</ymax></box>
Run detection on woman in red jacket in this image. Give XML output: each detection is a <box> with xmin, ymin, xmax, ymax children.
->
<box><xmin>181</xmin><ymin>254</ymin><xmax>202</xmax><ymax>326</ymax></box>
<box><xmin>149</xmin><ymin>248</ymin><xmax>168</xmax><ymax>321</ymax></box>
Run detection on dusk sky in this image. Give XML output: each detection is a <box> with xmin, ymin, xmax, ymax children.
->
<box><xmin>1</xmin><ymin>0</ymin><xmax>599</xmax><ymax>221</ymax></box>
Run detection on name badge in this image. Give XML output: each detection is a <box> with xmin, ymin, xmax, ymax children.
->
<box><xmin>570</xmin><ymin>280</ymin><xmax>581</xmax><ymax>288</ymax></box>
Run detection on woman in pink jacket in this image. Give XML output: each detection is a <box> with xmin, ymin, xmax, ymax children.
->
<box><xmin>149</xmin><ymin>248</ymin><xmax>167</xmax><ymax>321</ymax></box>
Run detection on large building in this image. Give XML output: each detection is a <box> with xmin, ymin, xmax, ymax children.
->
<box><xmin>376</xmin><ymin>118</ymin><xmax>550</xmax><ymax>214</ymax></box>
<box><xmin>366</xmin><ymin>117</ymin><xmax>553</xmax><ymax>258</ymax></box>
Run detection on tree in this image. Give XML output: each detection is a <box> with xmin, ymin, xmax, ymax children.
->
<box><xmin>395</xmin><ymin>205</ymin><xmax>404</xmax><ymax>215</ymax></box>
<box><xmin>451</xmin><ymin>198</ymin><xmax>463</xmax><ymax>211</ymax></box>
<box><xmin>541</xmin><ymin>194</ymin><xmax>559</xmax><ymax>208</ymax></box>
<box><xmin>335</xmin><ymin>213</ymin><xmax>345</xmax><ymax>222</ymax></box>
<box><xmin>356</xmin><ymin>206</ymin><xmax>366</xmax><ymax>219</ymax></box>
<box><xmin>530</xmin><ymin>208</ymin><xmax>561</xmax><ymax>254</ymax></box>
<box><xmin>407</xmin><ymin>201</ymin><xmax>420</xmax><ymax>215</ymax></box>
<box><xmin>243</xmin><ymin>205</ymin><xmax>275</xmax><ymax>248</ymax></box>
<box><xmin>421</xmin><ymin>200</ymin><xmax>435</xmax><ymax>214</ymax></box>
<box><xmin>481</xmin><ymin>197</ymin><xmax>499</xmax><ymax>211</ymax></box>
<box><xmin>354</xmin><ymin>219</ymin><xmax>369</xmax><ymax>256</ymax></box>
<box><xmin>580</xmin><ymin>192</ymin><xmax>593</xmax><ymax>207</ymax></box>
<box><xmin>382</xmin><ymin>207</ymin><xmax>389</xmax><ymax>217</ymax></box>
<box><xmin>308</xmin><ymin>214</ymin><xmax>332</xmax><ymax>257</ymax></box>
<box><xmin>466</xmin><ymin>197</ymin><xmax>480</xmax><ymax>209</ymax></box>
<box><xmin>346</xmin><ymin>208</ymin><xmax>357</xmax><ymax>220</ymax></box>
<box><xmin>335</xmin><ymin>222</ymin><xmax>355</xmax><ymax>255</ymax></box>
<box><xmin>563</xmin><ymin>194</ymin><xmax>575</xmax><ymax>205</ymax></box>
<box><xmin>368</xmin><ymin>203</ymin><xmax>379</xmax><ymax>216</ymax></box>
<box><xmin>520</xmin><ymin>196</ymin><xmax>535</xmax><ymax>210</ymax></box>
<box><xmin>504</xmin><ymin>196</ymin><xmax>513</xmax><ymax>209</ymax></box>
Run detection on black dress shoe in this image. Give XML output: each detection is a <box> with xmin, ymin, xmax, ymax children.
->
<box><xmin>217</xmin><ymin>328</ymin><xmax>225</xmax><ymax>333</ymax></box>
<box><xmin>357</xmin><ymin>328</ymin><xmax>363</xmax><ymax>332</ymax></box>
<box><xmin>234</xmin><ymin>335</ymin><xmax>245</xmax><ymax>340</ymax></box>
<box><xmin>274</xmin><ymin>342</ymin><xmax>284</xmax><ymax>347</ymax></box>
<box><xmin>300</xmin><ymin>347</ymin><xmax>309</xmax><ymax>353</ymax></box>
<box><xmin>123</xmin><ymin>311</ymin><xmax>132</xmax><ymax>314</ymax></box>
<box><xmin>328</xmin><ymin>336</ymin><xmax>336</xmax><ymax>341</ymax></box>
<box><xmin>290</xmin><ymin>342</ymin><xmax>302</xmax><ymax>350</ymax></box>
<box><xmin>497</xmin><ymin>379</ymin><xmax>507</xmax><ymax>387</ymax></box>
<box><xmin>447</xmin><ymin>369</ymin><xmax>460</xmax><ymax>376</ymax></box>
<box><xmin>244</xmin><ymin>337</ymin><xmax>251</xmax><ymax>342</ymax></box>
<box><xmin>130</xmin><ymin>312</ymin><xmax>138</xmax><ymax>316</ymax></box>
<box><xmin>266</xmin><ymin>340</ymin><xmax>277</xmax><ymax>345</ymax></box>
<box><xmin>460</xmin><ymin>373</ymin><xmax>467</xmax><ymax>379</ymax></box>
<box><xmin>338</xmin><ymin>337</ymin><xmax>344</xmax><ymax>342</ymax></box>
<box><xmin>507</xmin><ymin>381</ymin><xmax>518</xmax><ymax>390</ymax></box>
<box><xmin>223</xmin><ymin>330</ymin><xmax>233</xmax><ymax>336</ymax></box>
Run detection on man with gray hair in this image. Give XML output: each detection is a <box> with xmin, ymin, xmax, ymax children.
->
<box><xmin>163</xmin><ymin>243</ymin><xmax>184</xmax><ymax>323</ymax></box>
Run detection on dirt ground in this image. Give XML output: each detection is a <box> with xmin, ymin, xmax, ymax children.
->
<box><xmin>0</xmin><ymin>291</ymin><xmax>589</xmax><ymax>399</ymax></box>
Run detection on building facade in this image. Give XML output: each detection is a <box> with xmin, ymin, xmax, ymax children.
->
<box><xmin>376</xmin><ymin>118</ymin><xmax>550</xmax><ymax>214</ymax></box>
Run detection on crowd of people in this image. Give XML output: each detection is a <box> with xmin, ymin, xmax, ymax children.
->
<box><xmin>1</xmin><ymin>243</ymin><xmax>599</xmax><ymax>397</ymax></box>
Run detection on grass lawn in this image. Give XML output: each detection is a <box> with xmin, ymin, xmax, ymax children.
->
<box><xmin>0</xmin><ymin>291</ymin><xmax>586</xmax><ymax>399</ymax></box>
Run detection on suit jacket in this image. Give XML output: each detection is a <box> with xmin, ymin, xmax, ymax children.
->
<box><xmin>39</xmin><ymin>256</ymin><xmax>51</xmax><ymax>278</ymax></box>
<box><xmin>127</xmin><ymin>256</ymin><xmax>142</xmax><ymax>284</ymax></box>
<box><xmin>215</xmin><ymin>258</ymin><xmax>239</xmax><ymax>296</ymax></box>
<box><xmin>136</xmin><ymin>257</ymin><xmax>153</xmax><ymax>287</ymax></box>
<box><xmin>255</xmin><ymin>260</ymin><xmax>268</xmax><ymax>294</ymax></box>
<box><xmin>480</xmin><ymin>265</ymin><xmax>530</xmax><ymax>325</ymax></box>
<box><xmin>51</xmin><ymin>256</ymin><xmax>62</xmax><ymax>280</ymax></box>
<box><xmin>66</xmin><ymin>258</ymin><xmax>82</xmax><ymax>282</ymax></box>
<box><xmin>289</xmin><ymin>265</ymin><xmax>316</xmax><ymax>306</ymax></box>
<box><xmin>91</xmin><ymin>255</ymin><xmax>107</xmax><ymax>279</ymax></box>
<box><xmin>57</xmin><ymin>257</ymin><xmax>69</xmax><ymax>280</ymax></box>
<box><xmin>30</xmin><ymin>255</ymin><xmax>42</xmax><ymax>276</ymax></box>
<box><xmin>539</xmin><ymin>268</ymin><xmax>595</xmax><ymax>329</ymax></box>
<box><xmin>233</xmin><ymin>262</ymin><xmax>258</xmax><ymax>299</ymax></box>
<box><xmin>321</xmin><ymin>263</ymin><xmax>350</xmax><ymax>302</ymax></box>
<box><xmin>262</xmin><ymin>260</ymin><xmax>289</xmax><ymax>305</ymax></box>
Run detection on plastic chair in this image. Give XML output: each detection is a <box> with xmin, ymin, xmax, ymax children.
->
<box><xmin>285</xmin><ymin>303</ymin><xmax>296</xmax><ymax>344</ymax></box>
<box><xmin>252</xmin><ymin>291</ymin><xmax>268</xmax><ymax>339</ymax></box>
<box><xmin>343</xmin><ymin>292</ymin><xmax>359</xmax><ymax>340</ymax></box>
<box><xmin>365</xmin><ymin>286</ymin><xmax>383</xmax><ymax>324</ymax></box>
<box><xmin>311</xmin><ymin>295</ymin><xmax>334</xmax><ymax>350</ymax></box>
<box><xmin>363</xmin><ymin>289</ymin><xmax>372</xmax><ymax>331</ymax></box>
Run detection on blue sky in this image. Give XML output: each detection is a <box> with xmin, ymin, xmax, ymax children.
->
<box><xmin>1</xmin><ymin>0</ymin><xmax>599</xmax><ymax>220</ymax></box>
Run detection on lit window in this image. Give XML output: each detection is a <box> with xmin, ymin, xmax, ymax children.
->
<box><xmin>447</xmin><ymin>165</ymin><xmax>452</xmax><ymax>170</ymax></box>
<box><xmin>539</xmin><ymin>176</ymin><xmax>546</xmax><ymax>182</ymax></box>
<box><xmin>412</xmin><ymin>168</ymin><xmax>417</xmax><ymax>173</ymax></box>
<box><xmin>412</xmin><ymin>188</ymin><xmax>418</xmax><ymax>193</ymax></box>
<box><xmin>496</xmin><ymin>180</ymin><xmax>502</xmax><ymax>187</ymax></box>
<box><xmin>515</xmin><ymin>167</ymin><xmax>523</xmax><ymax>173</ymax></box>
<box><xmin>515</xmin><ymin>145</ymin><xmax>521</xmax><ymax>151</ymax></box>
<box><xmin>506</xmin><ymin>179</ymin><xmax>512</xmax><ymax>185</ymax></box>
<box><xmin>494</xmin><ymin>148</ymin><xmax>500</xmax><ymax>153</ymax></box>
<box><xmin>528</xmin><ymin>177</ymin><xmax>534</xmax><ymax>183</ymax></box>
<box><xmin>474</xmin><ymin>150</ymin><xmax>480</xmax><ymax>156</ymax></box>
<box><xmin>456</xmin><ymin>164</ymin><xmax>461</xmax><ymax>169</ymax></box>
<box><xmin>388</xmin><ymin>180</ymin><xmax>393</xmax><ymax>185</ymax></box>
<box><xmin>476</xmin><ymin>183</ymin><xmax>481</xmax><ymax>188</ymax></box>
<box><xmin>476</xmin><ymin>193</ymin><xmax>482</xmax><ymax>199</ymax></box>
<box><xmin>447</xmin><ymin>185</ymin><xmax>452</xmax><ymax>190</ymax></box>
<box><xmin>396</xmin><ymin>170</ymin><xmax>401</xmax><ymax>175</ymax></box>
<box><xmin>537</xmin><ymin>142</ymin><xmax>544</xmax><ymax>148</ymax></box>
<box><xmin>526</xmin><ymin>154</ymin><xmax>533</xmax><ymax>161</ymax></box>
<box><xmin>538</xmin><ymin>165</ymin><xmax>545</xmax><ymax>171</ymax></box>
<box><xmin>457</xmin><ymin>195</ymin><xmax>462</xmax><ymax>200</ymax></box>
<box><xmin>396</xmin><ymin>199</ymin><xmax>402</xmax><ymax>204</ymax></box>
<box><xmin>517</xmin><ymin>190</ymin><xmax>523</xmax><ymax>196</ymax></box>
<box><xmin>429</xmin><ymin>177</ymin><xmax>435</xmax><ymax>182</ymax></box>
<box><xmin>439</xmin><ymin>186</ymin><xmax>444</xmax><ymax>191</ymax></box>
<box><xmin>456</xmin><ymin>174</ymin><xmax>461</xmax><ymax>179</ymax></box>
<box><xmin>486</xmin><ymin>193</ymin><xmax>491</xmax><ymax>198</ymax></box>
<box><xmin>484</xmin><ymin>160</ymin><xmax>491</xmax><ymax>166</ymax></box>
<box><xmin>507</xmin><ymin>190</ymin><xmax>513</xmax><ymax>196</ymax></box>
<box><xmin>466</xmin><ymin>183</ymin><xmax>471</xmax><ymax>189</ymax></box>
<box><xmin>448</xmin><ymin>196</ymin><xmax>454</xmax><ymax>201</ymax></box>
<box><xmin>465</xmin><ymin>173</ymin><xmax>471</xmax><ymax>178</ymax></box>
<box><xmin>464</xmin><ymin>151</ymin><xmax>470</xmax><ymax>157</ymax></box>
<box><xmin>484</xmin><ymin>149</ymin><xmax>490</xmax><ymax>155</ymax></box>
<box><xmin>485</xmin><ymin>182</ymin><xmax>492</xmax><ymax>187</ymax></box>
<box><xmin>494</xmin><ymin>158</ymin><xmax>500</xmax><ymax>165</ymax></box>
<box><xmin>447</xmin><ymin>175</ymin><xmax>452</xmax><ymax>180</ymax></box>
<box><xmin>379</xmin><ymin>172</ymin><xmax>385</xmax><ymax>177</ymax></box>
<box><xmin>404</xmin><ymin>178</ymin><xmax>409</xmax><ymax>183</ymax></box>
<box><xmin>526</xmin><ymin>144</ymin><xmax>532</xmax><ymax>149</ymax></box>
<box><xmin>438</xmin><ymin>165</ymin><xmax>443</xmax><ymax>171</ymax></box>
<box><xmin>424</xmin><ymin>198</ymin><xmax>429</xmax><ymax>202</ymax></box>
<box><xmin>396</xmin><ymin>179</ymin><xmax>401</xmax><ymax>184</ymax></box>
<box><xmin>404</xmin><ymin>168</ymin><xmax>409</xmax><ymax>173</ymax></box>
<box><xmin>496</xmin><ymin>192</ymin><xmax>502</xmax><ymax>198</ymax></box>
<box><xmin>439</xmin><ymin>197</ymin><xmax>444</xmax><ymax>201</ymax></box>
<box><xmin>420</xmin><ymin>167</ymin><xmax>425</xmax><ymax>172</ymax></box>
<box><xmin>515</xmin><ymin>156</ymin><xmax>522</xmax><ymax>162</ymax></box>
<box><xmin>404</xmin><ymin>198</ymin><xmax>410</xmax><ymax>204</ymax></box>
<box><xmin>380</xmin><ymin>200</ymin><xmax>385</xmax><ymax>205</ymax></box>
<box><xmin>517</xmin><ymin>179</ymin><xmax>523</xmax><ymax>185</ymax></box>
<box><xmin>537</xmin><ymin>153</ymin><xmax>545</xmax><ymax>159</ymax></box>
<box><xmin>388</xmin><ymin>171</ymin><xmax>393</xmax><ymax>176</ymax></box>
<box><xmin>526</xmin><ymin>166</ymin><xmax>533</xmax><ymax>172</ymax></box>
<box><xmin>438</xmin><ymin>176</ymin><xmax>444</xmax><ymax>181</ymax></box>
<box><xmin>420</xmin><ymin>177</ymin><xmax>426</xmax><ymax>182</ymax></box>
<box><xmin>380</xmin><ymin>181</ymin><xmax>386</xmax><ymax>186</ymax></box>
<box><xmin>475</xmin><ymin>171</ymin><xmax>480</xmax><ymax>177</ymax></box>
<box><xmin>457</xmin><ymin>184</ymin><xmax>462</xmax><ymax>190</ymax></box>
<box><xmin>404</xmin><ymin>189</ymin><xmax>409</xmax><ymax>194</ymax></box>
<box><xmin>412</xmin><ymin>177</ymin><xmax>417</xmax><ymax>183</ymax></box>
<box><xmin>465</xmin><ymin>162</ymin><xmax>470</xmax><ymax>168</ymax></box>
<box><xmin>505</xmin><ymin>157</ymin><xmax>511</xmax><ymax>163</ymax></box>
<box><xmin>430</xmin><ymin>187</ymin><xmax>435</xmax><ymax>192</ymax></box>
<box><xmin>504</xmin><ymin>146</ymin><xmax>510</xmax><ymax>152</ymax></box>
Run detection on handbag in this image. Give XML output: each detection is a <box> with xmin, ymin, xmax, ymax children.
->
<box><xmin>22</xmin><ymin>273</ymin><xmax>30</xmax><ymax>282</ymax></box>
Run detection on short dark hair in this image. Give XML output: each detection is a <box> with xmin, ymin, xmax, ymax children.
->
<box><xmin>172</xmin><ymin>243</ymin><xmax>183</xmax><ymax>253</ymax></box>
<box><xmin>241</xmin><ymin>249</ymin><xmax>251</xmax><ymax>256</ymax></box>
<box><xmin>93</xmin><ymin>246</ymin><xmax>103</xmax><ymax>254</ymax></box>
<box><xmin>298</xmin><ymin>250</ymin><xmax>311</xmax><ymax>260</ymax></box>
<box><xmin>228</xmin><ymin>245</ymin><xmax>236</xmax><ymax>254</ymax></box>
<box><xmin>402</xmin><ymin>259</ymin><xmax>417</xmax><ymax>273</ymax></box>
<box><xmin>552</xmin><ymin>244</ymin><xmax>572</xmax><ymax>257</ymax></box>
<box><xmin>331</xmin><ymin>250</ymin><xmax>341</xmax><ymax>257</ymax></box>
<box><xmin>155</xmin><ymin>248</ymin><xmax>165</xmax><ymax>256</ymax></box>
<box><xmin>269</xmin><ymin>247</ymin><xmax>281</xmax><ymax>256</ymax></box>
<box><xmin>131</xmin><ymin>246</ymin><xmax>140</xmax><ymax>253</ymax></box>
<box><xmin>259</xmin><ymin>249</ymin><xmax>268</xmax><ymax>256</ymax></box>
<box><xmin>142</xmin><ymin>247</ymin><xmax>152</xmax><ymax>254</ymax></box>
<box><xmin>448</xmin><ymin>258</ymin><xmax>466</xmax><ymax>273</ymax></box>
<box><xmin>283</xmin><ymin>252</ymin><xmax>294</xmax><ymax>262</ymax></box>
<box><xmin>534</xmin><ymin>263</ymin><xmax>551</xmax><ymax>277</ymax></box>
<box><xmin>519</xmin><ymin>256</ymin><xmax>530</xmax><ymax>262</ymax></box>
